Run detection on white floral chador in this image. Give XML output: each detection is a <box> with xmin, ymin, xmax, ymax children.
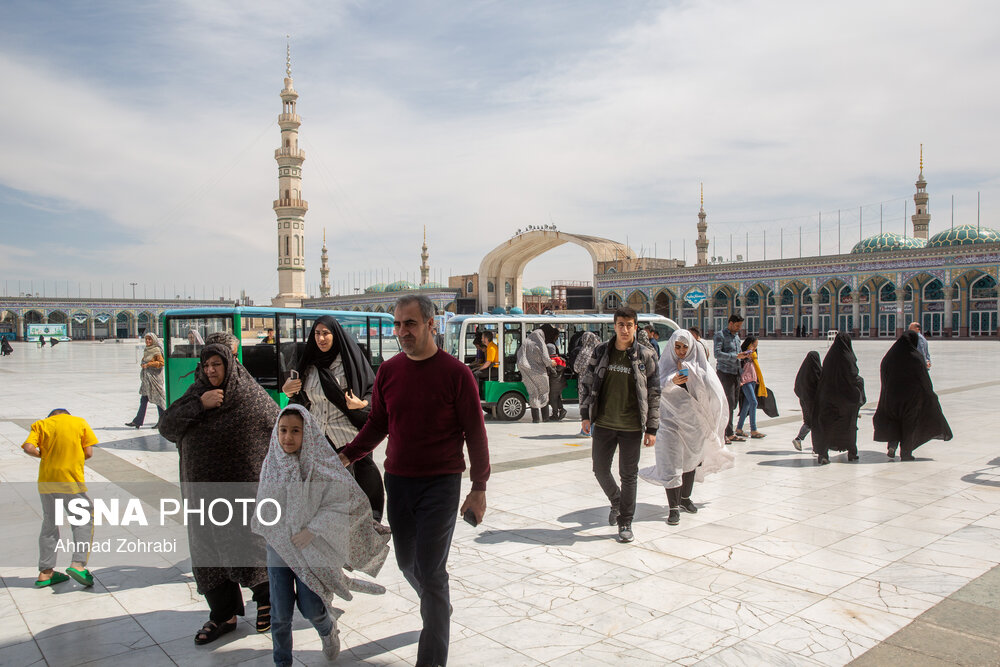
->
<box><xmin>640</xmin><ymin>330</ymin><xmax>734</xmax><ymax>489</ymax></box>
<box><xmin>252</xmin><ymin>404</ymin><xmax>391</xmax><ymax>602</ymax></box>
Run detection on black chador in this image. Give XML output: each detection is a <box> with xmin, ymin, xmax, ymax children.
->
<box><xmin>873</xmin><ymin>330</ymin><xmax>952</xmax><ymax>460</ymax></box>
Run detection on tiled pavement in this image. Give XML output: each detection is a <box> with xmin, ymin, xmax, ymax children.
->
<box><xmin>1</xmin><ymin>338</ymin><xmax>998</xmax><ymax>666</ymax></box>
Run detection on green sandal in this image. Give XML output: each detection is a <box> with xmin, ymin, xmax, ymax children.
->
<box><xmin>34</xmin><ymin>572</ymin><xmax>70</xmax><ymax>588</ymax></box>
<box><xmin>66</xmin><ymin>567</ymin><xmax>94</xmax><ymax>587</ymax></box>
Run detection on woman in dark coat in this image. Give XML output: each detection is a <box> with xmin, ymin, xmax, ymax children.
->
<box><xmin>874</xmin><ymin>330</ymin><xmax>952</xmax><ymax>460</ymax></box>
<box><xmin>281</xmin><ymin>315</ymin><xmax>384</xmax><ymax>521</ymax></box>
<box><xmin>812</xmin><ymin>333</ymin><xmax>865</xmax><ymax>465</ymax></box>
<box><xmin>159</xmin><ymin>343</ymin><xmax>279</xmax><ymax>645</ymax></box>
<box><xmin>792</xmin><ymin>351</ymin><xmax>822</xmax><ymax>451</ymax></box>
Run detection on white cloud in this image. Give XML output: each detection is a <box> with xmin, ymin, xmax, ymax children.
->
<box><xmin>1</xmin><ymin>0</ymin><xmax>999</xmax><ymax>300</ymax></box>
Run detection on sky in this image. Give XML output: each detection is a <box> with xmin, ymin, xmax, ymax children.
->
<box><xmin>2</xmin><ymin>0</ymin><xmax>1000</xmax><ymax>303</ymax></box>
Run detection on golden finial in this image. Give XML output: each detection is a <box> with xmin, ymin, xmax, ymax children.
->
<box><xmin>919</xmin><ymin>143</ymin><xmax>923</xmax><ymax>171</ymax></box>
<box><xmin>323</xmin><ymin>227</ymin><xmax>326</xmax><ymax>244</ymax></box>
<box><xmin>286</xmin><ymin>35</ymin><xmax>292</xmax><ymax>77</ymax></box>
<box><xmin>423</xmin><ymin>225</ymin><xmax>426</xmax><ymax>242</ymax></box>
<box><xmin>700</xmin><ymin>183</ymin><xmax>704</xmax><ymax>208</ymax></box>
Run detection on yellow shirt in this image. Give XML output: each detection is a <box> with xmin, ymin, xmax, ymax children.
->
<box><xmin>24</xmin><ymin>414</ymin><xmax>97</xmax><ymax>493</ymax></box>
<box><xmin>485</xmin><ymin>342</ymin><xmax>499</xmax><ymax>367</ymax></box>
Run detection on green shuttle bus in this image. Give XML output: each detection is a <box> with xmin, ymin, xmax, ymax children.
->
<box><xmin>162</xmin><ymin>307</ymin><xmax>397</xmax><ymax>406</ymax></box>
<box><xmin>443</xmin><ymin>313</ymin><xmax>678</xmax><ymax>421</ymax></box>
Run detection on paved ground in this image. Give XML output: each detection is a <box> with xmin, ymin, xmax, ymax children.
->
<box><xmin>0</xmin><ymin>338</ymin><xmax>998</xmax><ymax>666</ymax></box>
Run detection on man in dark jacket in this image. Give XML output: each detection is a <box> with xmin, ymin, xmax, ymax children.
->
<box><xmin>579</xmin><ymin>307</ymin><xmax>660</xmax><ymax>543</ymax></box>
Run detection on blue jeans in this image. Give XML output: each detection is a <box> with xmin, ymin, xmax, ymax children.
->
<box><xmin>267</xmin><ymin>545</ymin><xmax>334</xmax><ymax>667</ymax></box>
<box><xmin>384</xmin><ymin>472</ymin><xmax>461</xmax><ymax>667</ymax></box>
<box><xmin>132</xmin><ymin>395</ymin><xmax>164</xmax><ymax>426</ymax></box>
<box><xmin>737</xmin><ymin>382</ymin><xmax>758</xmax><ymax>431</ymax></box>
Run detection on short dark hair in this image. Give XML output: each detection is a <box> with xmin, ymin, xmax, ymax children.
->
<box><xmin>48</xmin><ymin>409</ymin><xmax>70</xmax><ymax>417</ymax></box>
<box><xmin>728</xmin><ymin>314</ymin><xmax>745</xmax><ymax>324</ymax></box>
<box><xmin>483</xmin><ymin>331</ymin><xmax>494</xmax><ymax>342</ymax></box>
<box><xmin>394</xmin><ymin>294</ymin><xmax>436</xmax><ymax>322</ymax></box>
<box><xmin>613</xmin><ymin>306</ymin><xmax>638</xmax><ymax>325</ymax></box>
<box><xmin>688</xmin><ymin>326</ymin><xmax>701</xmax><ymax>337</ymax></box>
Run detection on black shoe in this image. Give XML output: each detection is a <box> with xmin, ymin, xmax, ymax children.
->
<box><xmin>847</xmin><ymin>453</ymin><xmax>860</xmax><ymax>462</ymax></box>
<box><xmin>125</xmin><ymin>421</ymin><xmax>140</xmax><ymax>429</ymax></box>
<box><xmin>667</xmin><ymin>509</ymin><xmax>680</xmax><ymax>525</ymax></box>
<box><xmin>557</xmin><ymin>408</ymin><xmax>567</xmax><ymax>420</ymax></box>
<box><xmin>817</xmin><ymin>456</ymin><xmax>830</xmax><ymax>466</ymax></box>
<box><xmin>617</xmin><ymin>522</ymin><xmax>634</xmax><ymax>543</ymax></box>
<box><xmin>679</xmin><ymin>498</ymin><xmax>697</xmax><ymax>514</ymax></box>
<box><xmin>901</xmin><ymin>453</ymin><xmax>915</xmax><ymax>461</ymax></box>
<box><xmin>887</xmin><ymin>445</ymin><xmax>897</xmax><ymax>459</ymax></box>
<box><xmin>608</xmin><ymin>506</ymin><xmax>620</xmax><ymax>526</ymax></box>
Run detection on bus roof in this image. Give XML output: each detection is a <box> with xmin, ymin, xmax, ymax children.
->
<box><xmin>162</xmin><ymin>307</ymin><xmax>393</xmax><ymax>318</ymax></box>
<box><xmin>446</xmin><ymin>313</ymin><xmax>670</xmax><ymax>323</ymax></box>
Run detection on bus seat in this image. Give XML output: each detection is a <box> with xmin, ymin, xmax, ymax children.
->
<box><xmin>241</xmin><ymin>345</ymin><xmax>278</xmax><ymax>389</ymax></box>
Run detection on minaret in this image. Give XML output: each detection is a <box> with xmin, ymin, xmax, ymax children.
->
<box><xmin>419</xmin><ymin>226</ymin><xmax>430</xmax><ymax>285</ymax></box>
<box><xmin>319</xmin><ymin>228</ymin><xmax>331</xmax><ymax>297</ymax></box>
<box><xmin>696</xmin><ymin>183</ymin><xmax>709</xmax><ymax>266</ymax></box>
<box><xmin>272</xmin><ymin>38</ymin><xmax>309</xmax><ymax>307</ymax></box>
<box><xmin>911</xmin><ymin>144</ymin><xmax>930</xmax><ymax>239</ymax></box>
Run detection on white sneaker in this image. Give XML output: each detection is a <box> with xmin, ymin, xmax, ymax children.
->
<box><xmin>321</xmin><ymin>628</ymin><xmax>341</xmax><ymax>661</ymax></box>
<box><xmin>792</xmin><ymin>438</ymin><xmax>802</xmax><ymax>451</ymax></box>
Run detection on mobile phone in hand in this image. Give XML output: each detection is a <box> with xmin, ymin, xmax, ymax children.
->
<box><xmin>463</xmin><ymin>509</ymin><xmax>479</xmax><ymax>527</ymax></box>
<box><xmin>679</xmin><ymin>369</ymin><xmax>689</xmax><ymax>377</ymax></box>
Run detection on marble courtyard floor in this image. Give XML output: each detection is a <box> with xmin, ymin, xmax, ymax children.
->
<box><xmin>1</xmin><ymin>338</ymin><xmax>999</xmax><ymax>666</ymax></box>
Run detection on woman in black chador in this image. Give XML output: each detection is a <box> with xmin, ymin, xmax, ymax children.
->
<box><xmin>873</xmin><ymin>330</ymin><xmax>952</xmax><ymax>461</ymax></box>
<box><xmin>812</xmin><ymin>333</ymin><xmax>865</xmax><ymax>465</ymax></box>
<box><xmin>791</xmin><ymin>351</ymin><xmax>822</xmax><ymax>452</ymax></box>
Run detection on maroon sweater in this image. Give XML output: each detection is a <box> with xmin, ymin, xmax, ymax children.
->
<box><xmin>341</xmin><ymin>349</ymin><xmax>491</xmax><ymax>491</ymax></box>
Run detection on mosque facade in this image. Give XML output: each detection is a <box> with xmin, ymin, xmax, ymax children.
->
<box><xmin>596</xmin><ymin>157</ymin><xmax>1000</xmax><ymax>339</ymax></box>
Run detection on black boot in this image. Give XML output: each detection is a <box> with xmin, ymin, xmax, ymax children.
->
<box><xmin>541</xmin><ymin>405</ymin><xmax>550</xmax><ymax>421</ymax></box>
<box><xmin>531</xmin><ymin>408</ymin><xmax>541</xmax><ymax>423</ymax></box>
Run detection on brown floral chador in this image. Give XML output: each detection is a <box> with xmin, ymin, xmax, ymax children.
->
<box><xmin>159</xmin><ymin>343</ymin><xmax>279</xmax><ymax>594</ymax></box>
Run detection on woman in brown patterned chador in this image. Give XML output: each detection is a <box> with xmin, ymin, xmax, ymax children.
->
<box><xmin>159</xmin><ymin>342</ymin><xmax>279</xmax><ymax>645</ymax></box>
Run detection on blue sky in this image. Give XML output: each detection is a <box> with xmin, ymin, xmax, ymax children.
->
<box><xmin>2</xmin><ymin>1</ymin><xmax>999</xmax><ymax>302</ymax></box>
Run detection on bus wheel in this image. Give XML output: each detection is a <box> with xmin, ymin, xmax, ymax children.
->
<box><xmin>497</xmin><ymin>392</ymin><xmax>526</xmax><ymax>421</ymax></box>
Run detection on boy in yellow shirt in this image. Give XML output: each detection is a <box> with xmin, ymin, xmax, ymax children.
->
<box><xmin>21</xmin><ymin>409</ymin><xmax>98</xmax><ymax>587</ymax></box>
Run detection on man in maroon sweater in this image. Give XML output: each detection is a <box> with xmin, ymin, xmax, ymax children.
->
<box><xmin>340</xmin><ymin>295</ymin><xmax>489</xmax><ymax>667</ymax></box>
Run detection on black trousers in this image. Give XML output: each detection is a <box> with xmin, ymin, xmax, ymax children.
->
<box><xmin>384</xmin><ymin>472</ymin><xmax>461</xmax><ymax>667</ymax></box>
<box><xmin>204</xmin><ymin>580</ymin><xmax>270</xmax><ymax>624</ymax></box>
<box><xmin>666</xmin><ymin>470</ymin><xmax>696</xmax><ymax>507</ymax></box>
<box><xmin>591</xmin><ymin>425</ymin><xmax>643</xmax><ymax>524</ymax></box>
<box><xmin>351</xmin><ymin>453</ymin><xmax>386</xmax><ymax>522</ymax></box>
<box><xmin>717</xmin><ymin>371</ymin><xmax>739</xmax><ymax>437</ymax></box>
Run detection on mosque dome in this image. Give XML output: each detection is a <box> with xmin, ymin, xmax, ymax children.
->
<box><xmin>926</xmin><ymin>224</ymin><xmax>1000</xmax><ymax>248</ymax></box>
<box><xmin>490</xmin><ymin>307</ymin><xmax>506</xmax><ymax>315</ymax></box>
<box><xmin>384</xmin><ymin>280</ymin><xmax>418</xmax><ymax>292</ymax></box>
<box><xmin>528</xmin><ymin>286</ymin><xmax>552</xmax><ymax>297</ymax></box>
<box><xmin>419</xmin><ymin>281</ymin><xmax>444</xmax><ymax>290</ymax></box>
<box><xmin>364</xmin><ymin>283</ymin><xmax>387</xmax><ymax>293</ymax></box>
<box><xmin>851</xmin><ymin>232</ymin><xmax>927</xmax><ymax>254</ymax></box>
<box><xmin>522</xmin><ymin>288</ymin><xmax>533</xmax><ymax>296</ymax></box>
<box><xmin>509</xmin><ymin>307</ymin><xmax>524</xmax><ymax>314</ymax></box>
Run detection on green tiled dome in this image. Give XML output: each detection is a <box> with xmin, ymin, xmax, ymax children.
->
<box><xmin>419</xmin><ymin>281</ymin><xmax>444</xmax><ymax>290</ymax></box>
<box><xmin>926</xmin><ymin>224</ymin><xmax>1000</xmax><ymax>248</ymax></box>
<box><xmin>384</xmin><ymin>280</ymin><xmax>418</xmax><ymax>292</ymax></box>
<box><xmin>529</xmin><ymin>286</ymin><xmax>551</xmax><ymax>296</ymax></box>
<box><xmin>364</xmin><ymin>283</ymin><xmax>387</xmax><ymax>293</ymax></box>
<box><xmin>851</xmin><ymin>232</ymin><xmax>927</xmax><ymax>254</ymax></box>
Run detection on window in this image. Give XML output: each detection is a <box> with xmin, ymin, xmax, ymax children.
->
<box><xmin>487</xmin><ymin>281</ymin><xmax>495</xmax><ymax>293</ymax></box>
<box><xmin>166</xmin><ymin>316</ymin><xmax>232</xmax><ymax>358</ymax></box>
<box><xmin>466</xmin><ymin>281</ymin><xmax>474</xmax><ymax>294</ymax></box>
<box><xmin>505</xmin><ymin>281</ymin><xmax>512</xmax><ymax>295</ymax></box>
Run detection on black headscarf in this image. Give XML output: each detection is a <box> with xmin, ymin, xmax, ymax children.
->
<box><xmin>296</xmin><ymin>315</ymin><xmax>375</xmax><ymax>431</ymax></box>
<box><xmin>793</xmin><ymin>351</ymin><xmax>822</xmax><ymax>427</ymax></box>
<box><xmin>540</xmin><ymin>324</ymin><xmax>560</xmax><ymax>345</ymax></box>
<box><xmin>812</xmin><ymin>333</ymin><xmax>866</xmax><ymax>454</ymax></box>
<box><xmin>1</xmin><ymin>338</ymin><xmax>13</xmax><ymax>355</ymax></box>
<box><xmin>873</xmin><ymin>330</ymin><xmax>952</xmax><ymax>455</ymax></box>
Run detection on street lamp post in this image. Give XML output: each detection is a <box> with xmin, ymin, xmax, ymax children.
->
<box><xmin>129</xmin><ymin>282</ymin><xmax>138</xmax><ymax>300</ymax></box>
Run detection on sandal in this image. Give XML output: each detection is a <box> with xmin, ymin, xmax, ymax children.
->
<box><xmin>750</xmin><ymin>432</ymin><xmax>766</xmax><ymax>439</ymax></box>
<box><xmin>734</xmin><ymin>429</ymin><xmax>748</xmax><ymax>437</ymax></box>
<box><xmin>194</xmin><ymin>619</ymin><xmax>237</xmax><ymax>645</ymax></box>
<box><xmin>730</xmin><ymin>434</ymin><xmax>746</xmax><ymax>442</ymax></box>
<box><xmin>256</xmin><ymin>603</ymin><xmax>271</xmax><ymax>633</ymax></box>
<box><xmin>34</xmin><ymin>572</ymin><xmax>70</xmax><ymax>588</ymax></box>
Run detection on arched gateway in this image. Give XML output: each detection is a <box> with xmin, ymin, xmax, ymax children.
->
<box><xmin>478</xmin><ymin>230</ymin><xmax>636</xmax><ymax>312</ymax></box>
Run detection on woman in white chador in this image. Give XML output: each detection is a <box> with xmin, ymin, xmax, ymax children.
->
<box><xmin>640</xmin><ymin>329</ymin><xmax>734</xmax><ymax>526</ymax></box>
